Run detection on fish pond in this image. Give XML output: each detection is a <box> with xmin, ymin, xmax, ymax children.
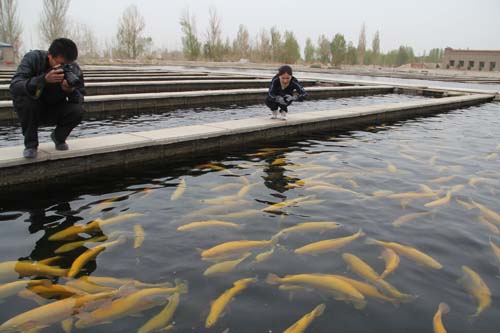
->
<box><xmin>0</xmin><ymin>100</ymin><xmax>499</xmax><ymax>333</ymax></box>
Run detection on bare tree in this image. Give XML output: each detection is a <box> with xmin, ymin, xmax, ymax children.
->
<box><xmin>372</xmin><ymin>30</ymin><xmax>381</xmax><ymax>65</ymax></box>
<box><xmin>116</xmin><ymin>5</ymin><xmax>147</xmax><ymax>59</ymax></box>
<box><xmin>69</xmin><ymin>22</ymin><xmax>99</xmax><ymax>59</ymax></box>
<box><xmin>304</xmin><ymin>38</ymin><xmax>315</xmax><ymax>63</ymax></box>
<box><xmin>0</xmin><ymin>0</ymin><xmax>22</xmax><ymax>60</ymax></box>
<box><xmin>357</xmin><ymin>23</ymin><xmax>366</xmax><ymax>64</ymax></box>
<box><xmin>254</xmin><ymin>28</ymin><xmax>271</xmax><ymax>62</ymax></box>
<box><xmin>179</xmin><ymin>8</ymin><xmax>201</xmax><ymax>60</ymax></box>
<box><xmin>203</xmin><ymin>7</ymin><xmax>223</xmax><ymax>61</ymax></box>
<box><xmin>269</xmin><ymin>26</ymin><xmax>282</xmax><ymax>62</ymax></box>
<box><xmin>232</xmin><ymin>24</ymin><xmax>250</xmax><ymax>59</ymax></box>
<box><xmin>39</xmin><ymin>0</ymin><xmax>71</xmax><ymax>46</ymax></box>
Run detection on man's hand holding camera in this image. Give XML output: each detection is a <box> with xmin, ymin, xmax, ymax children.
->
<box><xmin>45</xmin><ymin>64</ymin><xmax>77</xmax><ymax>94</ymax></box>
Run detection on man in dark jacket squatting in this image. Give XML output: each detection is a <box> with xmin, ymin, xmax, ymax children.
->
<box><xmin>10</xmin><ymin>38</ymin><xmax>85</xmax><ymax>158</ymax></box>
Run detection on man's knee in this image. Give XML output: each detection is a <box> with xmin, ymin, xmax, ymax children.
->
<box><xmin>62</xmin><ymin>103</ymin><xmax>84</xmax><ymax>125</ymax></box>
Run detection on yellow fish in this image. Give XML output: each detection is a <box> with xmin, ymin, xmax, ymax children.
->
<box><xmin>283</xmin><ymin>303</ymin><xmax>326</xmax><ymax>333</ymax></box>
<box><xmin>206</xmin><ymin>277</ymin><xmax>256</xmax><ymax>328</ymax></box>
<box><xmin>28</xmin><ymin>284</ymin><xmax>86</xmax><ymax>300</ymax></box>
<box><xmin>468</xmin><ymin>177</ymin><xmax>491</xmax><ymax>187</ymax></box>
<box><xmin>489</xmin><ymin>238</ymin><xmax>500</xmax><ymax>271</ymax></box>
<box><xmin>0</xmin><ymin>291</ymin><xmax>116</xmax><ymax>332</ymax></box>
<box><xmin>334</xmin><ymin>276</ymin><xmax>397</xmax><ymax>303</ymax></box>
<box><xmin>433</xmin><ymin>302</ymin><xmax>450</xmax><ymax>333</ymax></box>
<box><xmin>0</xmin><ymin>280</ymin><xmax>50</xmax><ymax>301</ymax></box>
<box><xmin>387</xmin><ymin>163</ymin><xmax>398</xmax><ymax>173</ymax></box>
<box><xmin>49</xmin><ymin>213</ymin><xmax>143</xmax><ymax>241</ymax></box>
<box><xmin>429</xmin><ymin>176</ymin><xmax>455</xmax><ymax>184</ymax></box>
<box><xmin>372</xmin><ymin>190</ymin><xmax>394</xmax><ymax>198</ymax></box>
<box><xmin>202</xmin><ymin>239</ymin><xmax>275</xmax><ymax>262</ymax></box>
<box><xmin>171</xmin><ymin>178</ymin><xmax>186</xmax><ymax>201</ymax></box>
<box><xmin>342</xmin><ymin>253</ymin><xmax>413</xmax><ymax>300</ymax></box>
<box><xmin>210</xmin><ymin>183</ymin><xmax>242</xmax><ymax>192</ymax></box>
<box><xmin>67</xmin><ymin>238</ymin><xmax>125</xmax><ymax>278</ymax></box>
<box><xmin>388</xmin><ymin>191</ymin><xmax>439</xmax><ymax>200</ymax></box>
<box><xmin>424</xmin><ymin>191</ymin><xmax>452</xmax><ymax>208</ymax></box>
<box><xmin>196</xmin><ymin>163</ymin><xmax>226</xmax><ymax>171</ymax></box>
<box><xmin>294</xmin><ymin>229</ymin><xmax>364</xmax><ymax>255</ymax></box>
<box><xmin>456</xmin><ymin>198</ymin><xmax>475</xmax><ymax>210</ymax></box>
<box><xmin>367</xmin><ymin>239</ymin><xmax>442</xmax><ymax>269</ymax></box>
<box><xmin>177</xmin><ymin>220</ymin><xmax>242</xmax><ymax>231</ymax></box>
<box><xmin>305</xmin><ymin>185</ymin><xmax>361</xmax><ymax>197</ymax></box>
<box><xmin>263</xmin><ymin>195</ymin><xmax>315</xmax><ymax>212</ymax></box>
<box><xmin>55</xmin><ymin>235</ymin><xmax>108</xmax><ymax>254</ymax></box>
<box><xmin>266</xmin><ymin>273</ymin><xmax>365</xmax><ymax>309</ymax></box>
<box><xmin>89</xmin><ymin>196</ymin><xmax>121</xmax><ymax>214</ymax></box>
<box><xmin>272</xmin><ymin>221</ymin><xmax>342</xmax><ymax>240</ymax></box>
<box><xmin>379</xmin><ymin>248</ymin><xmax>400</xmax><ymax>279</ymax></box>
<box><xmin>80</xmin><ymin>276</ymin><xmax>171</xmax><ymax>289</ymax></box>
<box><xmin>203</xmin><ymin>253</ymin><xmax>251</xmax><ymax>277</ymax></box>
<box><xmin>76</xmin><ymin>282</ymin><xmax>188</xmax><ymax>328</ymax></box>
<box><xmin>458</xmin><ymin>265</ymin><xmax>491</xmax><ymax>318</ymax></box>
<box><xmin>478</xmin><ymin>216</ymin><xmax>500</xmax><ymax>234</ymax></box>
<box><xmin>471</xmin><ymin>200</ymin><xmax>500</xmax><ymax>224</ymax></box>
<box><xmin>253</xmin><ymin>247</ymin><xmax>275</xmax><ymax>264</ymax></box>
<box><xmin>271</xmin><ymin>158</ymin><xmax>287</xmax><ymax>166</ymax></box>
<box><xmin>0</xmin><ymin>261</ymin><xmax>68</xmax><ymax>281</ymax></box>
<box><xmin>138</xmin><ymin>293</ymin><xmax>180</xmax><ymax>333</ymax></box>
<box><xmin>134</xmin><ymin>224</ymin><xmax>145</xmax><ymax>249</ymax></box>
<box><xmin>64</xmin><ymin>278</ymin><xmax>116</xmax><ymax>294</ymax></box>
<box><xmin>393</xmin><ymin>211</ymin><xmax>433</xmax><ymax>227</ymax></box>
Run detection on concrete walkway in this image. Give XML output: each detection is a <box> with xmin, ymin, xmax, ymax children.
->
<box><xmin>0</xmin><ymin>86</ymin><xmax>395</xmax><ymax>121</ymax></box>
<box><xmin>0</xmin><ymin>93</ymin><xmax>493</xmax><ymax>187</ymax></box>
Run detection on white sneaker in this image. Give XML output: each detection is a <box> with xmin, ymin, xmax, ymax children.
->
<box><xmin>271</xmin><ymin>110</ymin><xmax>278</xmax><ymax>119</ymax></box>
<box><xmin>280</xmin><ymin>111</ymin><xmax>287</xmax><ymax>120</ymax></box>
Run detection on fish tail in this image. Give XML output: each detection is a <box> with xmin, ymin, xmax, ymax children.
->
<box><xmin>265</xmin><ymin>273</ymin><xmax>281</xmax><ymax>285</ymax></box>
<box><xmin>174</xmin><ymin>279</ymin><xmax>189</xmax><ymax>294</ymax></box>
<box><xmin>438</xmin><ymin>302</ymin><xmax>450</xmax><ymax>314</ymax></box>
<box><xmin>356</xmin><ymin>228</ymin><xmax>365</xmax><ymax>238</ymax></box>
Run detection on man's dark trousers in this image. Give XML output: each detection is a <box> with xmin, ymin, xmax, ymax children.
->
<box><xmin>14</xmin><ymin>96</ymin><xmax>83</xmax><ymax>149</ymax></box>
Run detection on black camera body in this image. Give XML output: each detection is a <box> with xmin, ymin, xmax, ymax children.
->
<box><xmin>61</xmin><ymin>64</ymin><xmax>82</xmax><ymax>89</ymax></box>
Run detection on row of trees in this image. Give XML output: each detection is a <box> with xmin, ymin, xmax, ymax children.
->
<box><xmin>1</xmin><ymin>0</ymin><xmax>444</xmax><ymax>67</ymax></box>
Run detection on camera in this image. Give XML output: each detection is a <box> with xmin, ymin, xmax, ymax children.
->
<box><xmin>61</xmin><ymin>64</ymin><xmax>82</xmax><ymax>89</ymax></box>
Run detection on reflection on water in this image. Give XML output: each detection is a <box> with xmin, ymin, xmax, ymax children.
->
<box><xmin>0</xmin><ymin>94</ymin><xmax>427</xmax><ymax>148</ymax></box>
<box><xmin>0</xmin><ymin>101</ymin><xmax>499</xmax><ymax>333</ymax></box>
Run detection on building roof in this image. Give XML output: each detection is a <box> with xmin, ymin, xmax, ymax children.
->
<box><xmin>0</xmin><ymin>42</ymin><xmax>13</xmax><ymax>47</ymax></box>
<box><xmin>445</xmin><ymin>48</ymin><xmax>500</xmax><ymax>55</ymax></box>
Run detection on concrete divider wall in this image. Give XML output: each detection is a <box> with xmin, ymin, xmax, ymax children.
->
<box><xmin>0</xmin><ymin>93</ymin><xmax>493</xmax><ymax>188</ymax></box>
<box><xmin>0</xmin><ymin>86</ymin><xmax>395</xmax><ymax>122</ymax></box>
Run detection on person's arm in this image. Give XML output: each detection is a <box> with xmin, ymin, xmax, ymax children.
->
<box><xmin>9</xmin><ymin>53</ymin><xmax>47</xmax><ymax>99</ymax></box>
<box><xmin>267</xmin><ymin>76</ymin><xmax>280</xmax><ymax>100</ymax></box>
<box><xmin>291</xmin><ymin>78</ymin><xmax>308</xmax><ymax>101</ymax></box>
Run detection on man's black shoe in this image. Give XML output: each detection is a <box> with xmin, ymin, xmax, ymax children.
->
<box><xmin>23</xmin><ymin>148</ymin><xmax>38</xmax><ymax>159</ymax></box>
<box><xmin>51</xmin><ymin>131</ymin><xmax>69</xmax><ymax>151</ymax></box>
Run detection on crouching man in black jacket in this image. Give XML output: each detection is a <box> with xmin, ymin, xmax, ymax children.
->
<box><xmin>265</xmin><ymin>65</ymin><xmax>308</xmax><ymax>121</ymax></box>
<box><xmin>10</xmin><ymin>38</ymin><xmax>85</xmax><ymax>158</ymax></box>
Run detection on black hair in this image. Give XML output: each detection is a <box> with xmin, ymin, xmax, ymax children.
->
<box><xmin>278</xmin><ymin>65</ymin><xmax>293</xmax><ymax>76</ymax></box>
<box><xmin>48</xmin><ymin>38</ymin><xmax>78</xmax><ymax>62</ymax></box>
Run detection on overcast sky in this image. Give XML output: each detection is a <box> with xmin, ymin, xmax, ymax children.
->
<box><xmin>17</xmin><ymin>0</ymin><xmax>500</xmax><ymax>55</ymax></box>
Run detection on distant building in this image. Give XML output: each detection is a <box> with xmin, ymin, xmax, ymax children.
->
<box><xmin>443</xmin><ymin>48</ymin><xmax>499</xmax><ymax>71</ymax></box>
<box><xmin>0</xmin><ymin>42</ymin><xmax>15</xmax><ymax>64</ymax></box>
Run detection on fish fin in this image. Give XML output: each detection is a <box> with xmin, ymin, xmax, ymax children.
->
<box><xmin>438</xmin><ymin>302</ymin><xmax>450</xmax><ymax>314</ymax></box>
<box><xmin>357</xmin><ymin>228</ymin><xmax>365</xmax><ymax>237</ymax></box>
<box><xmin>116</xmin><ymin>282</ymin><xmax>136</xmax><ymax>297</ymax></box>
<box><xmin>196</xmin><ymin>248</ymin><xmax>205</xmax><ymax>254</ymax></box>
<box><xmin>353</xmin><ymin>300</ymin><xmax>367</xmax><ymax>310</ymax></box>
<box><xmin>365</xmin><ymin>238</ymin><xmax>378</xmax><ymax>245</ymax></box>
<box><xmin>265</xmin><ymin>273</ymin><xmax>281</xmax><ymax>285</ymax></box>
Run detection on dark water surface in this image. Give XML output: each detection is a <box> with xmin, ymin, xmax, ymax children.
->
<box><xmin>0</xmin><ymin>101</ymin><xmax>499</xmax><ymax>333</ymax></box>
<box><xmin>0</xmin><ymin>94</ymin><xmax>427</xmax><ymax>148</ymax></box>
